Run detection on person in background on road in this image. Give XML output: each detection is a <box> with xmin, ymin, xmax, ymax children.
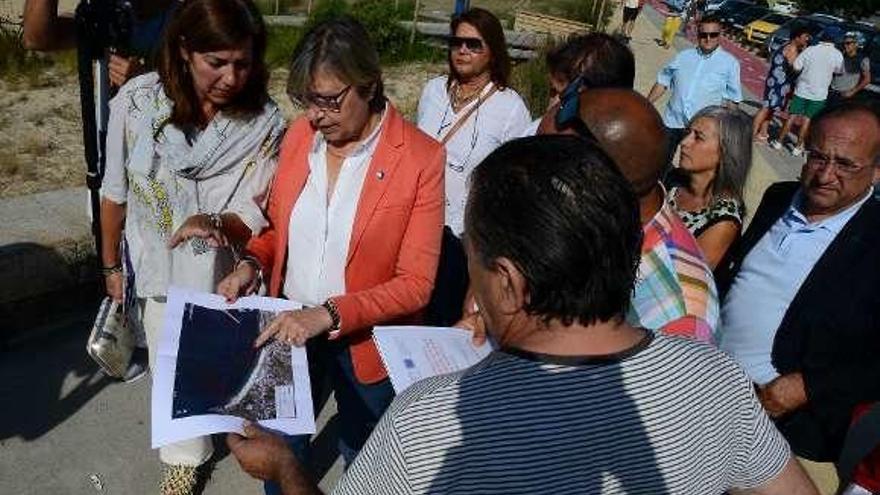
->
<box><xmin>216</xmin><ymin>17</ymin><xmax>444</xmax><ymax>491</ymax></box>
<box><xmin>521</xmin><ymin>32</ymin><xmax>635</xmax><ymax>136</ymax></box>
<box><xmin>667</xmin><ymin>105</ymin><xmax>752</xmax><ymax>270</ymax></box>
<box><xmin>226</xmin><ymin>135</ymin><xmax>819</xmax><ymax>495</ymax></box>
<box><xmin>659</xmin><ymin>0</ymin><xmax>688</xmax><ymax>49</ymax></box>
<box><xmin>99</xmin><ymin>0</ymin><xmax>285</xmax><ymax>493</ymax></box>
<box><xmin>717</xmin><ymin>99</ymin><xmax>880</xmax><ymax>494</ymax></box>
<box><xmin>620</xmin><ymin>0</ymin><xmax>646</xmax><ymax>41</ymax></box>
<box><xmin>753</xmin><ymin>27</ymin><xmax>812</xmax><ymax>143</ymax></box>
<box><xmin>23</xmin><ymin>0</ymin><xmax>178</xmax><ymax>87</ymax></box>
<box><xmin>829</xmin><ymin>32</ymin><xmax>871</xmax><ymax>103</ymax></box>
<box><xmin>649</xmin><ymin>15</ymin><xmax>742</xmax><ymax>162</ymax></box>
<box><xmin>770</xmin><ymin>31</ymin><xmax>843</xmax><ymax>157</ymax></box>
<box><xmin>416</xmin><ymin>7</ymin><xmax>530</xmax><ymax>327</ymax></box>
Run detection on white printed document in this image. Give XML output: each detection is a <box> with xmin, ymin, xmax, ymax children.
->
<box><xmin>152</xmin><ymin>287</ymin><xmax>316</xmax><ymax>449</ymax></box>
<box><xmin>373</xmin><ymin>326</ymin><xmax>494</xmax><ymax>394</ymax></box>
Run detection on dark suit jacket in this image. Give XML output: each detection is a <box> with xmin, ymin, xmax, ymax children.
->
<box><xmin>716</xmin><ymin>182</ymin><xmax>880</xmax><ymax>462</ymax></box>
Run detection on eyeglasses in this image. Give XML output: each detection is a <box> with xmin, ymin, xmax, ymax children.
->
<box><xmin>447</xmin><ymin>36</ymin><xmax>485</xmax><ymax>53</ymax></box>
<box><xmin>844</xmin><ymin>40</ymin><xmax>857</xmax><ymax>45</ymax></box>
<box><xmin>291</xmin><ymin>85</ymin><xmax>352</xmax><ymax>112</ymax></box>
<box><xmin>805</xmin><ymin>150</ymin><xmax>868</xmax><ymax>177</ymax></box>
<box><xmin>698</xmin><ymin>31</ymin><xmax>721</xmax><ymax>39</ymax></box>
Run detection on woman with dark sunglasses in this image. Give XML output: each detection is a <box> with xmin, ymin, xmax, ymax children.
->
<box><xmin>416</xmin><ymin>7</ymin><xmax>531</xmax><ymax>326</ymax></box>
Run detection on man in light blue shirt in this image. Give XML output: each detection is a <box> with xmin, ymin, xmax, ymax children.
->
<box><xmin>715</xmin><ymin>99</ymin><xmax>880</xmax><ymax>473</ymax></box>
<box><xmin>719</xmin><ymin>190</ymin><xmax>870</xmax><ymax>385</ymax></box>
<box><xmin>648</xmin><ymin>15</ymin><xmax>742</xmax><ymax>149</ymax></box>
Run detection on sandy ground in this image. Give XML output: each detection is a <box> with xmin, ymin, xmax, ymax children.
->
<box><xmin>0</xmin><ymin>60</ymin><xmax>445</xmax><ymax>198</ymax></box>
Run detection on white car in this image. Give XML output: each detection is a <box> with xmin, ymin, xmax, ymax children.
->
<box><xmin>771</xmin><ymin>0</ymin><xmax>798</xmax><ymax>14</ymax></box>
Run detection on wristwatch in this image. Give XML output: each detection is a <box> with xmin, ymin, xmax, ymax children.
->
<box><xmin>321</xmin><ymin>299</ymin><xmax>342</xmax><ymax>334</ymax></box>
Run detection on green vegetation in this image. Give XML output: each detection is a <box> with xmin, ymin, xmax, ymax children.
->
<box><xmin>303</xmin><ymin>0</ymin><xmax>444</xmax><ymax>64</ymax></box>
<box><xmin>0</xmin><ymin>25</ymin><xmax>77</xmax><ymax>86</ymax></box>
<box><xmin>510</xmin><ymin>49</ymin><xmax>550</xmax><ymax>119</ymax></box>
<box><xmin>266</xmin><ymin>0</ymin><xmax>445</xmax><ymax>69</ymax></box>
<box><xmin>266</xmin><ymin>25</ymin><xmax>304</xmax><ymax>68</ymax></box>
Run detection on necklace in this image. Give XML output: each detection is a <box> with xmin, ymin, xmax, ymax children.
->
<box><xmin>450</xmin><ymin>79</ymin><xmax>490</xmax><ymax>113</ymax></box>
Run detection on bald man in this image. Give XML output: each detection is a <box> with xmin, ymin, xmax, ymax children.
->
<box><xmin>538</xmin><ymin>88</ymin><xmax>720</xmax><ymax>343</ymax></box>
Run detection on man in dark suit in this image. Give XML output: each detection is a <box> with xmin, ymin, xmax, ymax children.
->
<box><xmin>717</xmin><ymin>99</ymin><xmax>880</xmax><ymax>492</ymax></box>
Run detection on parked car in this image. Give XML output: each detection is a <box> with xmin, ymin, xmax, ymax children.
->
<box><xmin>744</xmin><ymin>13</ymin><xmax>793</xmax><ymax>46</ymax></box>
<box><xmin>770</xmin><ymin>0</ymin><xmax>798</xmax><ymax>15</ymax></box>
<box><xmin>706</xmin><ymin>0</ymin><xmax>764</xmax><ymax>14</ymax></box>
<box><xmin>764</xmin><ymin>13</ymin><xmax>843</xmax><ymax>56</ymax></box>
<box><xmin>716</xmin><ymin>0</ymin><xmax>757</xmax><ymax>25</ymax></box>
<box><xmin>728</xmin><ymin>6</ymin><xmax>771</xmax><ymax>34</ymax></box>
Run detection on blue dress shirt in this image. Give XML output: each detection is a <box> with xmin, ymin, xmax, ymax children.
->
<box><xmin>719</xmin><ymin>191</ymin><xmax>872</xmax><ymax>385</ymax></box>
<box><xmin>657</xmin><ymin>47</ymin><xmax>742</xmax><ymax>129</ymax></box>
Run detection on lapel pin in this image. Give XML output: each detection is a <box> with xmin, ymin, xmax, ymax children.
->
<box><xmin>376</xmin><ymin>170</ymin><xmax>385</xmax><ymax>180</ymax></box>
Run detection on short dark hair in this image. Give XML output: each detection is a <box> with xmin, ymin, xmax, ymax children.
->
<box><xmin>158</xmin><ymin>0</ymin><xmax>269</xmax><ymax>127</ymax></box>
<box><xmin>791</xmin><ymin>26</ymin><xmax>812</xmax><ymax>40</ymax></box>
<box><xmin>449</xmin><ymin>8</ymin><xmax>511</xmax><ymax>89</ymax></box>
<box><xmin>700</xmin><ymin>15</ymin><xmax>722</xmax><ymax>26</ymax></box>
<box><xmin>465</xmin><ymin>135</ymin><xmax>643</xmax><ymax>326</ymax></box>
<box><xmin>287</xmin><ymin>17</ymin><xmax>386</xmax><ymax>113</ymax></box>
<box><xmin>578</xmin><ymin>33</ymin><xmax>635</xmax><ymax>89</ymax></box>
<box><xmin>810</xmin><ymin>98</ymin><xmax>880</xmax><ymax>165</ymax></box>
<box><xmin>548</xmin><ymin>33</ymin><xmax>635</xmax><ymax>89</ymax></box>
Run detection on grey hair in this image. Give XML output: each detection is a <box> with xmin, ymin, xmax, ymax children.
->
<box><xmin>286</xmin><ymin>17</ymin><xmax>386</xmax><ymax>112</ymax></box>
<box><xmin>690</xmin><ymin>105</ymin><xmax>753</xmax><ymax>206</ymax></box>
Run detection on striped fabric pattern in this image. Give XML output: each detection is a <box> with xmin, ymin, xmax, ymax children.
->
<box><xmin>628</xmin><ymin>203</ymin><xmax>720</xmax><ymax>343</ymax></box>
<box><xmin>333</xmin><ymin>335</ymin><xmax>790</xmax><ymax>495</ymax></box>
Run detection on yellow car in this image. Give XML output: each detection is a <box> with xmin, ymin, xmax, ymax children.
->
<box><xmin>744</xmin><ymin>13</ymin><xmax>793</xmax><ymax>46</ymax></box>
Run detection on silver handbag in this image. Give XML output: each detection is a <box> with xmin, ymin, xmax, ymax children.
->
<box><xmin>86</xmin><ymin>297</ymin><xmax>135</xmax><ymax>379</ymax></box>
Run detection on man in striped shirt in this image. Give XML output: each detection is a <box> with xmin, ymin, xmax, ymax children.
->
<box><xmin>228</xmin><ymin>136</ymin><xmax>815</xmax><ymax>495</ymax></box>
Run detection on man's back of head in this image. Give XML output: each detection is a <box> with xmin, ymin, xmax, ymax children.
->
<box><xmin>466</xmin><ymin>135</ymin><xmax>642</xmax><ymax>332</ymax></box>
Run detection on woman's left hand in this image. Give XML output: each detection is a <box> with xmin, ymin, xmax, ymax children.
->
<box><xmin>255</xmin><ymin>307</ymin><xmax>334</xmax><ymax>348</ymax></box>
<box><xmin>168</xmin><ymin>213</ymin><xmax>227</xmax><ymax>249</ymax></box>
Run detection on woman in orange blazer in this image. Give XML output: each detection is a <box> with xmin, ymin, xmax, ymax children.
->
<box><xmin>217</xmin><ymin>18</ymin><xmax>444</xmax><ymax>469</ymax></box>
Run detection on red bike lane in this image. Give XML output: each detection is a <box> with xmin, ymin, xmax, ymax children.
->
<box><xmin>645</xmin><ymin>0</ymin><xmax>768</xmax><ymax>99</ymax></box>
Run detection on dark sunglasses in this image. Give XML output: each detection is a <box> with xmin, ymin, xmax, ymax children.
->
<box><xmin>447</xmin><ymin>36</ymin><xmax>485</xmax><ymax>52</ymax></box>
<box><xmin>554</xmin><ymin>76</ymin><xmax>598</xmax><ymax>141</ymax></box>
<box><xmin>698</xmin><ymin>31</ymin><xmax>721</xmax><ymax>40</ymax></box>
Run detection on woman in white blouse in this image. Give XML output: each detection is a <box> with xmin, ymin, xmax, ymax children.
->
<box><xmin>99</xmin><ymin>0</ymin><xmax>284</xmax><ymax>491</ymax></box>
<box><xmin>417</xmin><ymin>7</ymin><xmax>531</xmax><ymax>325</ymax></box>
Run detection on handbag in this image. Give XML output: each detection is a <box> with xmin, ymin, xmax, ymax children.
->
<box><xmin>86</xmin><ymin>297</ymin><xmax>136</xmax><ymax>379</ymax></box>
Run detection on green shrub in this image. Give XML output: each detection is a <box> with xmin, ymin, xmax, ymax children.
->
<box><xmin>304</xmin><ymin>0</ymin><xmax>350</xmax><ymax>30</ymax></box>
<box><xmin>266</xmin><ymin>25</ymin><xmax>304</xmax><ymax>69</ymax></box>
<box><xmin>562</xmin><ymin>0</ymin><xmax>615</xmax><ymax>31</ymax></box>
<box><xmin>510</xmin><ymin>52</ymin><xmax>550</xmax><ymax>119</ymax></box>
<box><xmin>0</xmin><ymin>25</ymin><xmax>76</xmax><ymax>87</ymax></box>
<box><xmin>302</xmin><ymin>0</ymin><xmax>442</xmax><ymax>64</ymax></box>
